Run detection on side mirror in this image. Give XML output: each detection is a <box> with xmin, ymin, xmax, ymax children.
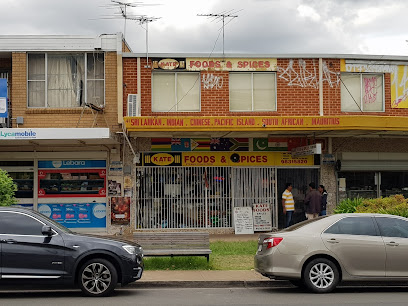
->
<box><xmin>42</xmin><ymin>225</ymin><xmax>53</xmax><ymax>237</ymax></box>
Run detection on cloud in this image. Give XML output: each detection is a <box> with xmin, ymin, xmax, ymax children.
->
<box><xmin>1</xmin><ymin>0</ymin><xmax>408</xmax><ymax>55</ymax></box>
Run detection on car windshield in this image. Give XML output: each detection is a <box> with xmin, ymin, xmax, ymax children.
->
<box><xmin>280</xmin><ymin>216</ymin><xmax>328</xmax><ymax>232</ymax></box>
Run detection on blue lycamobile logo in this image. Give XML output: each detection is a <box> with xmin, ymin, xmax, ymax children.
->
<box><xmin>0</xmin><ymin>130</ymin><xmax>37</xmax><ymax>139</ymax></box>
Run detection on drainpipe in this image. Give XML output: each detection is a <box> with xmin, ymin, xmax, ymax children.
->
<box><xmin>137</xmin><ymin>57</ymin><xmax>141</xmax><ymax>111</ymax></box>
<box><xmin>319</xmin><ymin>58</ymin><xmax>323</xmax><ymax>116</ymax></box>
<box><xmin>117</xmin><ymin>33</ymin><xmax>124</xmax><ymax>124</ymax></box>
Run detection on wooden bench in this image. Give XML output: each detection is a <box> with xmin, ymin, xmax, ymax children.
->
<box><xmin>133</xmin><ymin>232</ymin><xmax>212</xmax><ymax>262</ymax></box>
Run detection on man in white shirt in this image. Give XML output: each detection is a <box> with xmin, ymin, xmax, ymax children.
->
<box><xmin>282</xmin><ymin>183</ymin><xmax>295</xmax><ymax>227</ymax></box>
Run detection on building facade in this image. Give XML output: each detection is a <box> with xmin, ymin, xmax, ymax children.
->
<box><xmin>3</xmin><ymin>36</ymin><xmax>408</xmax><ymax>234</ymax></box>
<box><xmin>0</xmin><ymin>34</ymin><xmax>128</xmax><ymax>233</ymax></box>
<box><xmin>122</xmin><ymin>54</ymin><xmax>408</xmax><ymax>233</ymax></box>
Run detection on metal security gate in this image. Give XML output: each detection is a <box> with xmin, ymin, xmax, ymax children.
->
<box><xmin>232</xmin><ymin>167</ymin><xmax>277</xmax><ymax>228</ymax></box>
<box><xmin>136</xmin><ymin>166</ymin><xmax>276</xmax><ymax>229</ymax></box>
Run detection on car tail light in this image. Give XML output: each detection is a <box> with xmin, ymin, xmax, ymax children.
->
<box><xmin>263</xmin><ymin>237</ymin><xmax>283</xmax><ymax>249</ymax></box>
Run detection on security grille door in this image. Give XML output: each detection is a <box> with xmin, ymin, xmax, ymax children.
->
<box><xmin>136</xmin><ymin>166</ymin><xmax>232</xmax><ymax>229</ymax></box>
<box><xmin>232</xmin><ymin>167</ymin><xmax>277</xmax><ymax>228</ymax></box>
<box><xmin>136</xmin><ymin>166</ymin><xmax>276</xmax><ymax>229</ymax></box>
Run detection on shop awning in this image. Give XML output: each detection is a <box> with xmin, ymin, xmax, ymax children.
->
<box><xmin>0</xmin><ymin>128</ymin><xmax>119</xmax><ymax>148</ymax></box>
<box><xmin>123</xmin><ymin>115</ymin><xmax>408</xmax><ymax>138</ymax></box>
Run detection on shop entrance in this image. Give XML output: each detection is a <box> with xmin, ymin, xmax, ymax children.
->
<box><xmin>136</xmin><ymin>166</ymin><xmax>276</xmax><ymax>229</ymax></box>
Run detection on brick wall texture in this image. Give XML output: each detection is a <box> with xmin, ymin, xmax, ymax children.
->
<box><xmin>122</xmin><ymin>58</ymin><xmax>406</xmax><ymax>117</ymax></box>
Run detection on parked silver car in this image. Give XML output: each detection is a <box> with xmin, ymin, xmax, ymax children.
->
<box><xmin>254</xmin><ymin>213</ymin><xmax>408</xmax><ymax>293</ymax></box>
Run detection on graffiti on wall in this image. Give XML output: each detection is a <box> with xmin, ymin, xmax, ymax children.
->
<box><xmin>343</xmin><ymin>61</ymin><xmax>408</xmax><ymax>108</ymax></box>
<box><xmin>363</xmin><ymin>76</ymin><xmax>378</xmax><ymax>104</ymax></box>
<box><xmin>277</xmin><ymin>59</ymin><xmax>340</xmax><ymax>89</ymax></box>
<box><xmin>202</xmin><ymin>73</ymin><xmax>224</xmax><ymax>89</ymax></box>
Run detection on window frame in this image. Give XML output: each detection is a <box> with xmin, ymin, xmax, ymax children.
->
<box><xmin>340</xmin><ymin>72</ymin><xmax>385</xmax><ymax>113</ymax></box>
<box><xmin>375</xmin><ymin>216</ymin><xmax>408</xmax><ymax>238</ymax></box>
<box><xmin>151</xmin><ymin>71</ymin><xmax>201</xmax><ymax>113</ymax></box>
<box><xmin>27</xmin><ymin>52</ymin><xmax>105</xmax><ymax>108</ymax></box>
<box><xmin>323</xmin><ymin>216</ymin><xmax>379</xmax><ymax>236</ymax></box>
<box><xmin>229</xmin><ymin>72</ymin><xmax>277</xmax><ymax>112</ymax></box>
<box><xmin>0</xmin><ymin>211</ymin><xmax>54</xmax><ymax>237</ymax></box>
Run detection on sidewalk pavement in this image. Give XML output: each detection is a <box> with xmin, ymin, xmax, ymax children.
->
<box><xmin>130</xmin><ymin>270</ymin><xmax>289</xmax><ymax>288</ymax></box>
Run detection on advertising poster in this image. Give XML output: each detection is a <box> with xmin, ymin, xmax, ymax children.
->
<box><xmin>124</xmin><ymin>176</ymin><xmax>133</xmax><ymax>197</ymax></box>
<box><xmin>252</xmin><ymin>203</ymin><xmax>272</xmax><ymax>232</ymax></box>
<box><xmin>111</xmin><ymin>197</ymin><xmax>131</xmax><ymax>225</ymax></box>
<box><xmin>38</xmin><ymin>203</ymin><xmax>106</xmax><ymax>228</ymax></box>
<box><xmin>233</xmin><ymin>207</ymin><xmax>254</xmax><ymax>234</ymax></box>
<box><xmin>108</xmin><ymin>179</ymin><xmax>122</xmax><ymax>196</ymax></box>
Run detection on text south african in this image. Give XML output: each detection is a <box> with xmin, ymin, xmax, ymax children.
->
<box><xmin>128</xmin><ymin>117</ymin><xmax>341</xmax><ymax>127</ymax></box>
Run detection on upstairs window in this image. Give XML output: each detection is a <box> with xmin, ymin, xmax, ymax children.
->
<box><xmin>229</xmin><ymin>72</ymin><xmax>276</xmax><ymax>112</ymax></box>
<box><xmin>27</xmin><ymin>53</ymin><xmax>104</xmax><ymax>108</ymax></box>
<box><xmin>152</xmin><ymin>72</ymin><xmax>200</xmax><ymax>112</ymax></box>
<box><xmin>341</xmin><ymin>73</ymin><xmax>384</xmax><ymax>112</ymax></box>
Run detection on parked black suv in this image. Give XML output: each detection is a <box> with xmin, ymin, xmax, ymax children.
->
<box><xmin>0</xmin><ymin>207</ymin><xmax>143</xmax><ymax>296</ymax></box>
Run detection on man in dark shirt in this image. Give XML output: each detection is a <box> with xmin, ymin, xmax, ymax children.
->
<box><xmin>304</xmin><ymin>182</ymin><xmax>322</xmax><ymax>220</ymax></box>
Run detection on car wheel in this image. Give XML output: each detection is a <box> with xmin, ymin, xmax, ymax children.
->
<box><xmin>303</xmin><ymin>258</ymin><xmax>339</xmax><ymax>293</ymax></box>
<box><xmin>289</xmin><ymin>279</ymin><xmax>306</xmax><ymax>288</ymax></box>
<box><xmin>78</xmin><ymin>258</ymin><xmax>118</xmax><ymax>297</ymax></box>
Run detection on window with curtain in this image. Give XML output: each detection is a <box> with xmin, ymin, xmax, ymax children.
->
<box><xmin>27</xmin><ymin>53</ymin><xmax>104</xmax><ymax>108</ymax></box>
<box><xmin>341</xmin><ymin>73</ymin><xmax>384</xmax><ymax>112</ymax></box>
<box><xmin>152</xmin><ymin>72</ymin><xmax>200</xmax><ymax>112</ymax></box>
<box><xmin>229</xmin><ymin>72</ymin><xmax>276</xmax><ymax>112</ymax></box>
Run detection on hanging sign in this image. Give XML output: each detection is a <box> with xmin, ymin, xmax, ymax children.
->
<box><xmin>0</xmin><ymin>79</ymin><xmax>7</xmax><ymax>119</ymax></box>
<box><xmin>291</xmin><ymin>144</ymin><xmax>322</xmax><ymax>157</ymax></box>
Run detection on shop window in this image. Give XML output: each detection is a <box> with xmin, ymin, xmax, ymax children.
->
<box><xmin>8</xmin><ymin>172</ymin><xmax>34</xmax><ymax>198</ymax></box>
<box><xmin>28</xmin><ymin>53</ymin><xmax>105</xmax><ymax>108</ymax></box>
<box><xmin>152</xmin><ymin>72</ymin><xmax>200</xmax><ymax>112</ymax></box>
<box><xmin>338</xmin><ymin>171</ymin><xmax>377</xmax><ymax>199</ymax></box>
<box><xmin>229</xmin><ymin>72</ymin><xmax>276</xmax><ymax>112</ymax></box>
<box><xmin>340</xmin><ymin>73</ymin><xmax>384</xmax><ymax>112</ymax></box>
<box><xmin>38</xmin><ymin>169</ymin><xmax>106</xmax><ymax>197</ymax></box>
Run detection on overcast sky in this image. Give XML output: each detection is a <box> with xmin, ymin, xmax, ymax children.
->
<box><xmin>2</xmin><ymin>0</ymin><xmax>408</xmax><ymax>56</ymax></box>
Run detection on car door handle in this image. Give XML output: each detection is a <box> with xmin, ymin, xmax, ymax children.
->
<box><xmin>5</xmin><ymin>239</ymin><xmax>17</xmax><ymax>244</ymax></box>
<box><xmin>327</xmin><ymin>238</ymin><xmax>339</xmax><ymax>244</ymax></box>
<box><xmin>386</xmin><ymin>241</ymin><xmax>399</xmax><ymax>246</ymax></box>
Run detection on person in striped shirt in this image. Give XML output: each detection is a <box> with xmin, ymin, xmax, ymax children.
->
<box><xmin>282</xmin><ymin>183</ymin><xmax>295</xmax><ymax>228</ymax></box>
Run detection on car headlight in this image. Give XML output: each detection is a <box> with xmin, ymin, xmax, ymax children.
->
<box><xmin>122</xmin><ymin>245</ymin><xmax>144</xmax><ymax>256</ymax></box>
<box><xmin>122</xmin><ymin>245</ymin><xmax>136</xmax><ymax>255</ymax></box>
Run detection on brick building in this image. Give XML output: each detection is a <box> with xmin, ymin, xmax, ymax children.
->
<box><xmin>0</xmin><ymin>34</ymin><xmax>128</xmax><ymax>233</ymax></box>
<box><xmin>122</xmin><ymin>53</ymin><xmax>408</xmax><ymax>233</ymax></box>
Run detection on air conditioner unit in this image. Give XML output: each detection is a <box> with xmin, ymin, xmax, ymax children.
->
<box><xmin>127</xmin><ymin>94</ymin><xmax>140</xmax><ymax>117</ymax></box>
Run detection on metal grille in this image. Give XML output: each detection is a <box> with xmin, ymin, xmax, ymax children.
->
<box><xmin>136</xmin><ymin>166</ymin><xmax>276</xmax><ymax>229</ymax></box>
<box><xmin>232</xmin><ymin>167</ymin><xmax>277</xmax><ymax>228</ymax></box>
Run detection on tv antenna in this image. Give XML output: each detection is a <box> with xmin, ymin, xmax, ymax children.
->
<box><xmin>128</xmin><ymin>15</ymin><xmax>161</xmax><ymax>68</ymax></box>
<box><xmin>105</xmin><ymin>1</ymin><xmax>160</xmax><ymax>67</ymax></box>
<box><xmin>198</xmin><ymin>10</ymin><xmax>241</xmax><ymax>57</ymax></box>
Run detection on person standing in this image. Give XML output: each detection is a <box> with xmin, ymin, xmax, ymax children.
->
<box><xmin>304</xmin><ymin>182</ymin><xmax>322</xmax><ymax>220</ymax></box>
<box><xmin>282</xmin><ymin>183</ymin><xmax>295</xmax><ymax>227</ymax></box>
<box><xmin>318</xmin><ymin>185</ymin><xmax>328</xmax><ymax>216</ymax></box>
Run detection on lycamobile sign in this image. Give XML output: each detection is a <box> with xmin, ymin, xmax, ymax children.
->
<box><xmin>0</xmin><ymin>130</ymin><xmax>36</xmax><ymax>139</ymax></box>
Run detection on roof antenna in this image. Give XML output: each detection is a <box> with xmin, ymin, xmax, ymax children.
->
<box><xmin>198</xmin><ymin>10</ymin><xmax>241</xmax><ymax>58</ymax></box>
<box><xmin>98</xmin><ymin>1</ymin><xmax>159</xmax><ymax>42</ymax></box>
